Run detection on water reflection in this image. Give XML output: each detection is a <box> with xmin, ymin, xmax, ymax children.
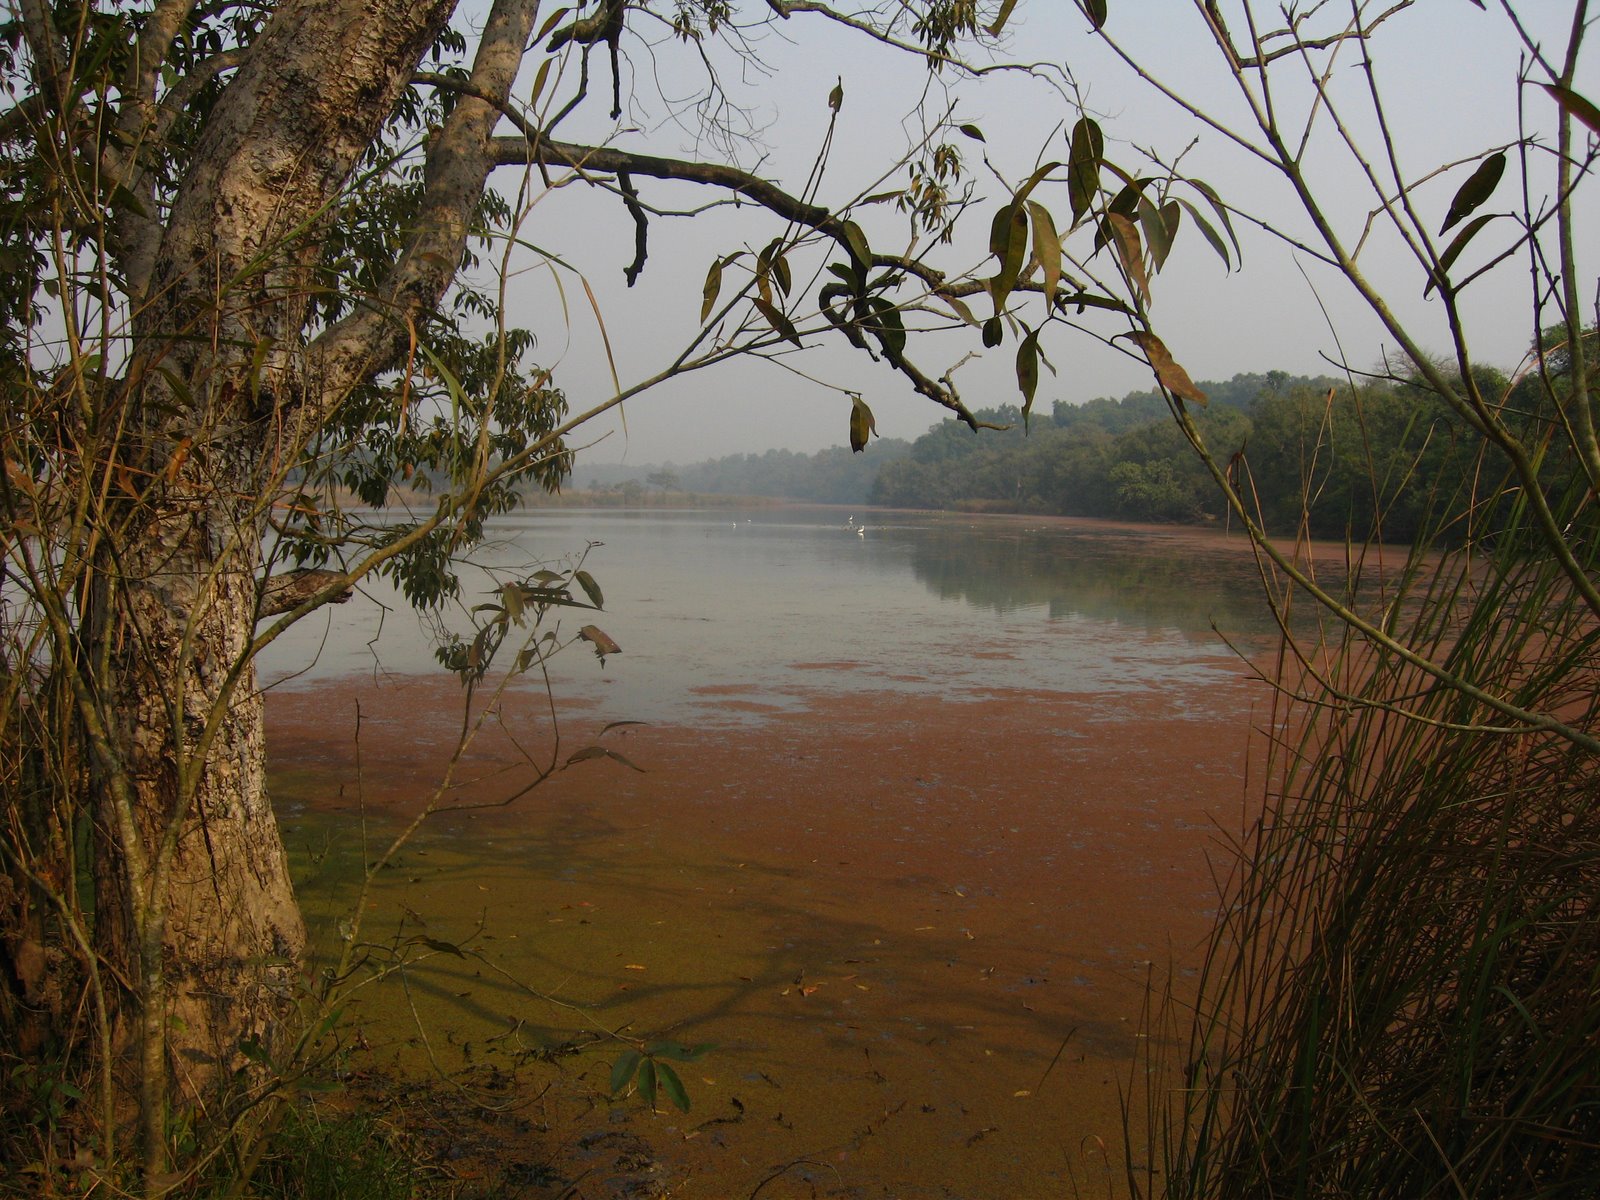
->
<box><xmin>898</xmin><ymin>519</ymin><xmax>1276</xmax><ymax>635</ymax></box>
<box><xmin>260</xmin><ymin>508</ymin><xmax>1281</xmax><ymax>724</ymax></box>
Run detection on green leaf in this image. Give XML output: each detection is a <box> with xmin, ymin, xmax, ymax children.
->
<box><xmin>1026</xmin><ymin>201</ymin><xmax>1062</xmax><ymax>311</ymax></box>
<box><xmin>238</xmin><ymin>1037</ymin><xmax>272</xmax><ymax>1067</ymax></box>
<box><xmin>753</xmin><ymin>298</ymin><xmax>802</xmax><ymax>347</ymax></box>
<box><xmin>941</xmin><ymin>292</ymin><xmax>980</xmax><ymax>326</ymax></box>
<box><xmin>537</xmin><ymin>7</ymin><xmax>573</xmax><ymax>40</ymax></box>
<box><xmin>981</xmin><ymin>315</ymin><xmax>1004</xmax><ymax>347</ymax></box>
<box><xmin>840</xmin><ymin>220</ymin><xmax>872</xmax><ymax>271</ymax></box>
<box><xmin>1016</xmin><ymin>329</ymin><xmax>1040</xmax><ymax>415</ymax></box>
<box><xmin>528</xmin><ymin>58</ymin><xmax>553</xmax><ymax>108</ymax></box>
<box><xmin>1176</xmin><ymin>198</ymin><xmax>1230</xmax><ymax>270</ymax></box>
<box><xmin>1068</xmin><ymin>117</ymin><xmax>1104</xmax><ymax>223</ymax></box>
<box><xmin>865</xmin><ymin>297</ymin><xmax>906</xmax><ymax>358</ymax></box>
<box><xmin>849</xmin><ymin>395</ymin><xmax>877</xmax><ymax>453</ymax></box>
<box><xmin>1440</xmin><ymin>151</ymin><xmax>1505</xmax><ymax>234</ymax></box>
<box><xmin>656</xmin><ymin>1062</ymin><xmax>691</xmax><ymax>1113</ymax></box>
<box><xmin>757</xmin><ymin>237</ymin><xmax>785</xmax><ymax>295</ymax></box>
<box><xmin>987</xmin><ymin>0</ymin><xmax>1020</xmax><ymax>36</ymax></box>
<box><xmin>573</xmin><ymin>569</ymin><xmax>604</xmax><ymax>609</ymax></box>
<box><xmin>1011</xmin><ymin>162</ymin><xmax>1061</xmax><ymax>218</ymax></box>
<box><xmin>826</xmin><ymin>260</ymin><xmax>861</xmax><ymax>290</ymax></box>
<box><xmin>1082</xmin><ymin>0</ymin><xmax>1108</xmax><ymax>28</ymax></box>
<box><xmin>958</xmin><ymin>123</ymin><xmax>986</xmax><ymax>142</ymax></box>
<box><xmin>828</xmin><ymin>78</ymin><xmax>844</xmax><ymax>112</ymax></box>
<box><xmin>700</xmin><ymin>258</ymin><xmax>722</xmax><ymax>324</ymax></box>
<box><xmin>1542</xmin><ymin>83</ymin><xmax>1600</xmax><ymax>139</ymax></box>
<box><xmin>1138</xmin><ymin>195</ymin><xmax>1175</xmax><ymax>272</ymax></box>
<box><xmin>610</xmin><ymin>1049</ymin><xmax>642</xmax><ymax>1094</ymax></box>
<box><xmin>417</xmin><ymin>936</ymin><xmax>466</xmax><ymax>958</ymax></box>
<box><xmin>1188</xmin><ymin>180</ymin><xmax>1241</xmax><ymax>264</ymax></box>
<box><xmin>990</xmin><ymin>202</ymin><xmax>1029</xmax><ymax>314</ymax></box>
<box><xmin>1425</xmin><ymin>212</ymin><xmax>1499</xmax><ymax>297</ymax></box>
<box><xmin>638</xmin><ymin>1058</ymin><xmax>658</xmax><ymax>1109</ymax></box>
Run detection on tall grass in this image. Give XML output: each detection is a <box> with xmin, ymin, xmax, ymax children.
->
<box><xmin>1138</xmin><ymin>457</ymin><xmax>1600</xmax><ymax>1197</ymax></box>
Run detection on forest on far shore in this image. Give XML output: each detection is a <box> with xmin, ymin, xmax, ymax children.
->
<box><xmin>568</xmin><ymin>363</ymin><xmax>1554</xmax><ymax>543</ymax></box>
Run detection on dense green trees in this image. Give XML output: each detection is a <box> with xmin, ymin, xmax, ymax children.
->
<box><xmin>856</xmin><ymin>367</ymin><xmax>1524</xmax><ymax>544</ymax></box>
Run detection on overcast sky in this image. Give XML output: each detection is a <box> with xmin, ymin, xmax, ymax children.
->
<box><xmin>478</xmin><ymin>2</ymin><xmax>1598</xmax><ymax>467</ymax></box>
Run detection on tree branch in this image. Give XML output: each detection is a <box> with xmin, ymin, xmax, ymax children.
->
<box><xmin>258</xmin><ymin>569</ymin><xmax>352</xmax><ymax>619</ymax></box>
<box><xmin>304</xmin><ymin>0</ymin><xmax>541</xmax><ymax>414</ymax></box>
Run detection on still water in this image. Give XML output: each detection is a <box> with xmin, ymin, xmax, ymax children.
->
<box><xmin>260</xmin><ymin>507</ymin><xmax>1283</xmax><ymax>720</ymax></box>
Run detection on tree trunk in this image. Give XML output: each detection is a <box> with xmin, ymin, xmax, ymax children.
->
<box><xmin>95</xmin><ymin>481</ymin><xmax>306</xmax><ymax>1093</ymax></box>
<box><xmin>84</xmin><ymin>0</ymin><xmax>460</xmax><ymax>1136</ymax></box>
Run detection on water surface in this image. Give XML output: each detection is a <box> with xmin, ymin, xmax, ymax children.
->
<box><xmin>262</xmin><ymin>507</ymin><xmax>1282</xmax><ymax>721</ymax></box>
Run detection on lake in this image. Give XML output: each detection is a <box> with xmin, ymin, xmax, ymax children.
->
<box><xmin>262</xmin><ymin>506</ymin><xmax>1285</xmax><ymax>715</ymax></box>
<box><xmin>263</xmin><ymin>508</ymin><xmax>1288</xmax><ymax>1199</ymax></box>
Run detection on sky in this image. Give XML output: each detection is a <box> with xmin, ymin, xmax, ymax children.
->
<box><xmin>474</xmin><ymin>2</ymin><xmax>1599</xmax><ymax>467</ymax></box>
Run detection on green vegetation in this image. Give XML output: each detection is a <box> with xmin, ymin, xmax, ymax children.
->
<box><xmin>869</xmin><ymin>368</ymin><xmax>1509</xmax><ymax>542</ymax></box>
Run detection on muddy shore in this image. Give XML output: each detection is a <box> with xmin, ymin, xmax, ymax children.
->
<box><xmin>267</xmin><ymin>647</ymin><xmax>1274</xmax><ymax>1199</ymax></box>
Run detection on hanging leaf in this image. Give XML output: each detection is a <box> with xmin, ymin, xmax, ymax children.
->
<box><xmin>958</xmin><ymin>123</ymin><xmax>987</xmax><ymax>142</ymax></box>
<box><xmin>1026</xmin><ymin>200</ymin><xmax>1062</xmax><ymax>310</ymax></box>
<box><xmin>840</xmin><ymin>220</ymin><xmax>872</xmax><ymax>271</ymax></box>
<box><xmin>1015</xmin><ymin>329</ymin><xmax>1041</xmax><ymax>415</ymax></box>
<box><xmin>1067</xmin><ymin>117</ymin><xmax>1104</xmax><ymax>223</ymax></box>
<box><xmin>849</xmin><ymin>395</ymin><xmax>877</xmax><ymax>453</ymax></box>
<box><xmin>1083</xmin><ymin>0</ymin><xmax>1108</xmax><ymax>28</ymax></box>
<box><xmin>1188</xmin><ymin>180</ymin><xmax>1241</xmax><ymax>264</ymax></box>
<box><xmin>1542</xmin><ymin>83</ymin><xmax>1600</xmax><ymax>138</ymax></box>
<box><xmin>865</xmin><ymin>297</ymin><xmax>907</xmax><ymax>358</ymax></box>
<box><xmin>1176</xmin><ymin>198</ymin><xmax>1230</xmax><ymax>269</ymax></box>
<box><xmin>573</xmin><ymin>569</ymin><xmax>604</xmax><ymax>609</ymax></box>
<box><xmin>1138</xmin><ymin>195</ymin><xmax>1176</xmax><ymax>272</ymax></box>
<box><xmin>1013</xmin><ymin>161</ymin><xmax>1061</xmax><ymax>208</ymax></box>
<box><xmin>941</xmin><ymin>292</ymin><xmax>980</xmax><ymax>326</ymax></box>
<box><xmin>1126</xmin><ymin>331</ymin><xmax>1207</xmax><ymax>405</ymax></box>
<box><xmin>757</xmin><ymin>237</ymin><xmax>789</xmax><ymax>296</ymax></box>
<box><xmin>700</xmin><ymin>258</ymin><xmax>723</xmax><ymax>324</ymax></box>
<box><xmin>579</xmin><ymin>624</ymin><xmax>622</xmax><ymax>660</ymax></box>
<box><xmin>1440</xmin><ymin>151</ymin><xmax>1505</xmax><ymax>234</ymax></box>
<box><xmin>1106</xmin><ymin>212</ymin><xmax>1148</xmax><ymax>301</ymax></box>
<box><xmin>753</xmin><ymin>297</ymin><xmax>802</xmax><ymax>347</ymax></box>
<box><xmin>987</xmin><ymin>0</ymin><xmax>1020</xmax><ymax>36</ymax></box>
<box><xmin>982</xmin><ymin>315</ymin><xmax>1004</xmax><ymax>347</ymax></box>
<box><xmin>990</xmin><ymin>202</ymin><xmax>1029</xmax><ymax>314</ymax></box>
<box><xmin>1425</xmin><ymin>213</ymin><xmax>1499</xmax><ymax>297</ymax></box>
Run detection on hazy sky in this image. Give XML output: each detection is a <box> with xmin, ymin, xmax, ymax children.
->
<box><xmin>479</xmin><ymin>3</ymin><xmax>1598</xmax><ymax>467</ymax></box>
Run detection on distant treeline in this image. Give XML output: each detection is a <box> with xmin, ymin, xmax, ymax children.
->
<box><xmin>571</xmin><ymin>365</ymin><xmax>1566</xmax><ymax>543</ymax></box>
<box><xmin>569</xmin><ymin>441</ymin><xmax>912</xmax><ymax>507</ymax></box>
